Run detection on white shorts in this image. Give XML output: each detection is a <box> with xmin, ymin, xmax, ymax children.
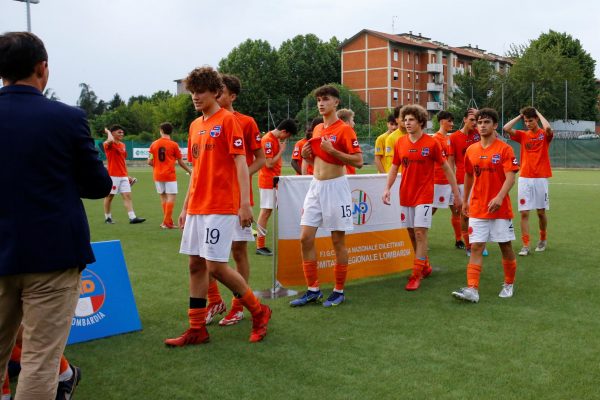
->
<box><xmin>232</xmin><ymin>222</ymin><xmax>255</xmax><ymax>242</ymax></box>
<box><xmin>449</xmin><ymin>184</ymin><xmax>464</xmax><ymax>206</ymax></box>
<box><xmin>180</xmin><ymin>214</ymin><xmax>236</xmax><ymax>262</ymax></box>
<box><xmin>155</xmin><ymin>181</ymin><xmax>178</xmax><ymax>194</ymax></box>
<box><xmin>468</xmin><ymin>218</ymin><xmax>515</xmax><ymax>243</ymax></box>
<box><xmin>259</xmin><ymin>188</ymin><xmax>276</xmax><ymax>210</ymax></box>
<box><xmin>399</xmin><ymin>204</ymin><xmax>433</xmax><ymax>229</ymax></box>
<box><xmin>110</xmin><ymin>176</ymin><xmax>131</xmax><ymax>195</ymax></box>
<box><xmin>433</xmin><ymin>184</ymin><xmax>452</xmax><ymax>208</ymax></box>
<box><xmin>518</xmin><ymin>177</ymin><xmax>549</xmax><ymax>211</ymax></box>
<box><xmin>301</xmin><ymin>176</ymin><xmax>353</xmax><ymax>232</ymax></box>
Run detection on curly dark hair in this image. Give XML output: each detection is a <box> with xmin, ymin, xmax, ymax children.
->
<box><xmin>400</xmin><ymin>105</ymin><xmax>428</xmax><ymax>129</ymax></box>
<box><xmin>220</xmin><ymin>74</ymin><xmax>241</xmax><ymax>96</ymax></box>
<box><xmin>184</xmin><ymin>66</ymin><xmax>223</xmax><ymax>95</ymax></box>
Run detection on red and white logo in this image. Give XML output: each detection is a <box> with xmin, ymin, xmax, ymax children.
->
<box><xmin>439</xmin><ymin>196</ymin><xmax>445</xmax><ymax>202</ymax></box>
<box><xmin>468</xmin><ymin>226</ymin><xmax>473</xmax><ymax>235</ymax></box>
<box><xmin>233</xmin><ymin>137</ymin><xmax>243</xmax><ymax>149</ymax></box>
<box><xmin>352</xmin><ymin>140</ymin><xmax>359</xmax><ymax>148</ymax></box>
<box><xmin>520</xmin><ymin>198</ymin><xmax>526</xmax><ymax>205</ymax></box>
<box><xmin>401</xmin><ymin>213</ymin><xmax>406</xmax><ymax>221</ymax></box>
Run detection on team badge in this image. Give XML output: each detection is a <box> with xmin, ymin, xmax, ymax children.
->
<box><xmin>233</xmin><ymin>137</ymin><xmax>243</xmax><ymax>149</ymax></box>
<box><xmin>421</xmin><ymin>147</ymin><xmax>430</xmax><ymax>157</ymax></box>
<box><xmin>492</xmin><ymin>154</ymin><xmax>501</xmax><ymax>164</ymax></box>
<box><xmin>538</xmin><ymin>133</ymin><xmax>545</xmax><ymax>140</ymax></box>
<box><xmin>329</xmin><ymin>135</ymin><xmax>337</xmax><ymax>143</ymax></box>
<box><xmin>210</xmin><ymin>125</ymin><xmax>222</xmax><ymax>138</ymax></box>
<box><xmin>265</xmin><ymin>142</ymin><xmax>272</xmax><ymax>149</ymax></box>
<box><xmin>473</xmin><ymin>134</ymin><xmax>480</xmax><ymax>141</ymax></box>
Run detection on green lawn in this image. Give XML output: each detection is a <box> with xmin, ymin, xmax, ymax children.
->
<box><xmin>61</xmin><ymin>167</ymin><xmax>600</xmax><ymax>399</ymax></box>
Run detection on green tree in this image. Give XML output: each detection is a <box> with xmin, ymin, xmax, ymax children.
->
<box><xmin>128</xmin><ymin>95</ymin><xmax>149</xmax><ymax>106</ymax></box>
<box><xmin>108</xmin><ymin>93</ymin><xmax>125</xmax><ymax>110</ymax></box>
<box><xmin>150</xmin><ymin>90</ymin><xmax>173</xmax><ymax>104</ymax></box>
<box><xmin>43</xmin><ymin>88</ymin><xmax>59</xmax><ymax>101</ymax></box>
<box><xmin>449</xmin><ymin>59</ymin><xmax>498</xmax><ymax>117</ymax></box>
<box><xmin>77</xmin><ymin>83</ymin><xmax>98</xmax><ymax>117</ymax></box>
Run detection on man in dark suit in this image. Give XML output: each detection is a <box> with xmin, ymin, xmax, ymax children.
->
<box><xmin>0</xmin><ymin>32</ymin><xmax>112</xmax><ymax>400</ymax></box>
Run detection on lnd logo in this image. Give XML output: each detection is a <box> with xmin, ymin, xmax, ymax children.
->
<box><xmin>72</xmin><ymin>269</ymin><xmax>107</xmax><ymax>327</ymax></box>
<box><xmin>352</xmin><ymin>189</ymin><xmax>372</xmax><ymax>225</ymax></box>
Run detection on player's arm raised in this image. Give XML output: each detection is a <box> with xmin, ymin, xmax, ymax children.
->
<box><xmin>503</xmin><ymin>114</ymin><xmax>522</xmax><ymax>137</ymax></box>
<box><xmin>535</xmin><ymin>109</ymin><xmax>554</xmax><ymax>141</ymax></box>
<box><xmin>104</xmin><ymin>127</ymin><xmax>115</xmax><ymax>145</ymax></box>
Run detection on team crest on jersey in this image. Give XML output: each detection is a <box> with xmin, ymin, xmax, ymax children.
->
<box><xmin>473</xmin><ymin>134</ymin><xmax>481</xmax><ymax>141</ymax></box>
<box><xmin>492</xmin><ymin>154</ymin><xmax>501</xmax><ymax>164</ymax></box>
<box><xmin>352</xmin><ymin>189</ymin><xmax>372</xmax><ymax>225</ymax></box>
<box><xmin>421</xmin><ymin>147</ymin><xmax>430</xmax><ymax>157</ymax></box>
<box><xmin>385</xmin><ymin>146</ymin><xmax>391</xmax><ymax>152</ymax></box>
<box><xmin>537</xmin><ymin>133</ymin><xmax>545</xmax><ymax>141</ymax></box>
<box><xmin>73</xmin><ymin>269</ymin><xmax>106</xmax><ymax>327</ymax></box>
<box><xmin>210</xmin><ymin>125</ymin><xmax>222</xmax><ymax>138</ymax></box>
<box><xmin>329</xmin><ymin>135</ymin><xmax>337</xmax><ymax>143</ymax></box>
<box><xmin>265</xmin><ymin>142</ymin><xmax>272</xmax><ymax>149</ymax></box>
<box><xmin>233</xmin><ymin>137</ymin><xmax>243</xmax><ymax>149</ymax></box>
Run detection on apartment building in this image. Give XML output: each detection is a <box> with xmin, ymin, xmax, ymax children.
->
<box><xmin>341</xmin><ymin>29</ymin><xmax>512</xmax><ymax>122</ymax></box>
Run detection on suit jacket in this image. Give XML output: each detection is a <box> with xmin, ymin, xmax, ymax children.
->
<box><xmin>0</xmin><ymin>85</ymin><xmax>112</xmax><ymax>276</ymax></box>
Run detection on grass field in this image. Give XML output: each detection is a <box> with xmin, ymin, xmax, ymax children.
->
<box><xmin>59</xmin><ymin>167</ymin><xmax>600</xmax><ymax>399</ymax></box>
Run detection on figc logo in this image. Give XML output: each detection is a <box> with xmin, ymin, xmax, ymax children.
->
<box><xmin>352</xmin><ymin>189</ymin><xmax>372</xmax><ymax>225</ymax></box>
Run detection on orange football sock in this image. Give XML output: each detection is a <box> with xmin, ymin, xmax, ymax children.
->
<box><xmin>59</xmin><ymin>355</ymin><xmax>70</xmax><ymax>375</ymax></box>
<box><xmin>451</xmin><ymin>216</ymin><xmax>462</xmax><ymax>241</ymax></box>
<box><xmin>462</xmin><ymin>231</ymin><xmax>471</xmax><ymax>249</ymax></box>
<box><xmin>2</xmin><ymin>372</ymin><xmax>9</xmax><ymax>396</ymax></box>
<box><xmin>164</xmin><ymin>201</ymin><xmax>175</xmax><ymax>225</ymax></box>
<box><xmin>412</xmin><ymin>258</ymin><xmax>427</xmax><ymax>278</ymax></box>
<box><xmin>522</xmin><ymin>234</ymin><xmax>530</xmax><ymax>247</ymax></box>
<box><xmin>188</xmin><ymin>308</ymin><xmax>207</xmax><ymax>329</ymax></box>
<box><xmin>10</xmin><ymin>344</ymin><xmax>21</xmax><ymax>362</ymax></box>
<box><xmin>540</xmin><ymin>230</ymin><xmax>547</xmax><ymax>241</ymax></box>
<box><xmin>207</xmin><ymin>280</ymin><xmax>222</xmax><ymax>304</ymax></box>
<box><xmin>466</xmin><ymin>263</ymin><xmax>482</xmax><ymax>288</ymax></box>
<box><xmin>502</xmin><ymin>259</ymin><xmax>517</xmax><ymax>284</ymax></box>
<box><xmin>256</xmin><ymin>235</ymin><xmax>266</xmax><ymax>249</ymax></box>
<box><xmin>302</xmin><ymin>260</ymin><xmax>319</xmax><ymax>289</ymax></box>
<box><xmin>230</xmin><ymin>297</ymin><xmax>244</xmax><ymax>313</ymax></box>
<box><xmin>239</xmin><ymin>289</ymin><xmax>261</xmax><ymax>317</ymax></box>
<box><xmin>333</xmin><ymin>264</ymin><xmax>348</xmax><ymax>292</ymax></box>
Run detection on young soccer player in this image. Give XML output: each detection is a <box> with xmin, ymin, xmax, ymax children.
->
<box><xmin>382</xmin><ymin>105</ymin><xmax>461</xmax><ymax>291</ymax></box>
<box><xmin>432</xmin><ymin>111</ymin><xmax>455</xmax><ymax>215</ymax></box>
<box><xmin>301</xmin><ymin>118</ymin><xmax>323</xmax><ymax>175</ymax></box>
<box><xmin>383</xmin><ymin>105</ymin><xmax>407</xmax><ymax>173</ymax></box>
<box><xmin>452</xmin><ymin>108</ymin><xmax>519</xmax><ymax>303</ymax></box>
<box><xmin>103</xmin><ymin>125</ymin><xmax>146</xmax><ymax>224</ymax></box>
<box><xmin>337</xmin><ymin>108</ymin><xmax>358</xmax><ymax>175</ymax></box>
<box><xmin>448</xmin><ymin>110</ymin><xmax>480</xmax><ymax>251</ymax></box>
<box><xmin>256</xmin><ymin>119</ymin><xmax>297</xmax><ymax>256</ymax></box>
<box><xmin>147</xmin><ymin>122</ymin><xmax>192</xmax><ymax>229</ymax></box>
<box><xmin>203</xmin><ymin>73</ymin><xmax>266</xmax><ymax>326</ymax></box>
<box><xmin>374</xmin><ymin>114</ymin><xmax>398</xmax><ymax>173</ymax></box>
<box><xmin>164</xmin><ymin>66</ymin><xmax>271</xmax><ymax>346</ymax></box>
<box><xmin>503</xmin><ymin>107</ymin><xmax>554</xmax><ymax>255</ymax></box>
<box><xmin>290</xmin><ymin>85</ymin><xmax>363</xmax><ymax>307</ymax></box>
<box><xmin>291</xmin><ymin>121</ymin><xmax>315</xmax><ymax>175</ymax></box>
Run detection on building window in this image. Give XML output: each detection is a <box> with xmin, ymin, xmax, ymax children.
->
<box><xmin>416</xmin><ymin>73</ymin><xmax>419</xmax><ymax>82</ymax></box>
<box><xmin>416</xmin><ymin>92</ymin><xmax>420</xmax><ymax>102</ymax></box>
<box><xmin>407</xmin><ymin>92</ymin><xmax>411</xmax><ymax>101</ymax></box>
<box><xmin>415</xmin><ymin>55</ymin><xmax>419</xmax><ymax>65</ymax></box>
<box><xmin>393</xmin><ymin>50</ymin><xmax>398</xmax><ymax>62</ymax></box>
<box><xmin>393</xmin><ymin>90</ymin><xmax>398</xmax><ymax>101</ymax></box>
<box><xmin>393</xmin><ymin>70</ymin><xmax>399</xmax><ymax>81</ymax></box>
<box><xmin>431</xmin><ymin>55</ymin><xmax>436</xmax><ymax>63</ymax></box>
<box><xmin>407</xmin><ymin>72</ymin><xmax>411</xmax><ymax>81</ymax></box>
<box><xmin>407</xmin><ymin>52</ymin><xmax>410</xmax><ymax>63</ymax></box>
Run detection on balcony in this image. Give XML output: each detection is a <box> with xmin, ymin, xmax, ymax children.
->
<box><xmin>427</xmin><ymin>82</ymin><xmax>443</xmax><ymax>92</ymax></box>
<box><xmin>453</xmin><ymin>66</ymin><xmax>465</xmax><ymax>75</ymax></box>
<box><xmin>427</xmin><ymin>63</ymin><xmax>443</xmax><ymax>74</ymax></box>
<box><xmin>426</xmin><ymin>101</ymin><xmax>443</xmax><ymax>111</ymax></box>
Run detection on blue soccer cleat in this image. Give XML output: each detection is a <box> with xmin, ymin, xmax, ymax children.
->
<box><xmin>323</xmin><ymin>291</ymin><xmax>345</xmax><ymax>307</ymax></box>
<box><xmin>290</xmin><ymin>290</ymin><xmax>323</xmax><ymax>307</ymax></box>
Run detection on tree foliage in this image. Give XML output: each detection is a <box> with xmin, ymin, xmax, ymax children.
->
<box><xmin>77</xmin><ymin>83</ymin><xmax>98</xmax><ymax>118</ymax></box>
<box><xmin>450</xmin><ymin>59</ymin><xmax>498</xmax><ymax>115</ymax></box>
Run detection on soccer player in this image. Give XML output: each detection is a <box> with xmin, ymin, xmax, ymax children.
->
<box><xmin>300</xmin><ymin>117</ymin><xmax>323</xmax><ymax>175</ymax></box>
<box><xmin>291</xmin><ymin>121</ymin><xmax>315</xmax><ymax>175</ymax></box>
<box><xmin>164</xmin><ymin>66</ymin><xmax>271</xmax><ymax>346</ymax></box>
<box><xmin>382</xmin><ymin>105</ymin><xmax>461</xmax><ymax>291</ymax></box>
<box><xmin>452</xmin><ymin>108</ymin><xmax>519</xmax><ymax>303</ymax></box>
<box><xmin>203</xmin><ymin>73</ymin><xmax>266</xmax><ymax>326</ymax></box>
<box><xmin>337</xmin><ymin>108</ymin><xmax>358</xmax><ymax>175</ymax></box>
<box><xmin>374</xmin><ymin>114</ymin><xmax>398</xmax><ymax>173</ymax></box>
<box><xmin>290</xmin><ymin>85</ymin><xmax>363</xmax><ymax>307</ymax></box>
<box><xmin>256</xmin><ymin>119</ymin><xmax>298</xmax><ymax>256</ymax></box>
<box><xmin>503</xmin><ymin>107</ymin><xmax>554</xmax><ymax>255</ymax></box>
<box><xmin>432</xmin><ymin>111</ymin><xmax>455</xmax><ymax>214</ymax></box>
<box><xmin>103</xmin><ymin>125</ymin><xmax>146</xmax><ymax>224</ymax></box>
<box><xmin>448</xmin><ymin>110</ymin><xmax>480</xmax><ymax>252</ymax></box>
<box><xmin>383</xmin><ymin>105</ymin><xmax>407</xmax><ymax>173</ymax></box>
<box><xmin>147</xmin><ymin>122</ymin><xmax>192</xmax><ymax>229</ymax></box>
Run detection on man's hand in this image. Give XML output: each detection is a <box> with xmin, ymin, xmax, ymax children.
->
<box><xmin>178</xmin><ymin>209</ymin><xmax>187</xmax><ymax>230</ymax></box>
<box><xmin>462</xmin><ymin>202</ymin><xmax>469</xmax><ymax>217</ymax></box>
<box><xmin>279</xmin><ymin>139</ymin><xmax>287</xmax><ymax>154</ymax></box>
<box><xmin>238</xmin><ymin>204</ymin><xmax>253</xmax><ymax>228</ymax></box>
<box><xmin>320</xmin><ymin>136</ymin><xmax>335</xmax><ymax>154</ymax></box>
<box><xmin>301</xmin><ymin>141</ymin><xmax>313</xmax><ymax>159</ymax></box>
<box><xmin>382</xmin><ymin>188</ymin><xmax>391</xmax><ymax>205</ymax></box>
<box><xmin>487</xmin><ymin>196</ymin><xmax>503</xmax><ymax>213</ymax></box>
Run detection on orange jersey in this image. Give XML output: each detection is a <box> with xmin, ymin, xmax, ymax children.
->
<box><xmin>510</xmin><ymin>128</ymin><xmax>553</xmax><ymax>178</ymax></box>
<box><xmin>433</xmin><ymin>132</ymin><xmax>452</xmax><ymax>184</ymax></box>
<box><xmin>346</xmin><ymin>165</ymin><xmax>356</xmax><ymax>174</ymax></box>
<box><xmin>234</xmin><ymin>112</ymin><xmax>262</xmax><ymax>205</ymax></box>
<box><xmin>258</xmin><ymin>131</ymin><xmax>281</xmax><ymax>189</ymax></box>
<box><xmin>292</xmin><ymin>138</ymin><xmax>307</xmax><ymax>175</ymax></box>
<box><xmin>393</xmin><ymin>134</ymin><xmax>445</xmax><ymax>206</ymax></box>
<box><xmin>187</xmin><ymin>108</ymin><xmax>245</xmax><ymax>215</ymax></box>
<box><xmin>449</xmin><ymin>130</ymin><xmax>481</xmax><ymax>184</ymax></box>
<box><xmin>309</xmin><ymin>119</ymin><xmax>362</xmax><ymax>165</ymax></box>
<box><xmin>465</xmin><ymin>139</ymin><xmax>520</xmax><ymax>219</ymax></box>
<box><xmin>104</xmin><ymin>141</ymin><xmax>128</xmax><ymax>177</ymax></box>
<box><xmin>149</xmin><ymin>137</ymin><xmax>182</xmax><ymax>182</ymax></box>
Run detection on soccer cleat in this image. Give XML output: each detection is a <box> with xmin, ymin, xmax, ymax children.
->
<box><xmin>161</xmin><ymin>223</ymin><xmax>178</xmax><ymax>229</ymax></box>
<box><xmin>498</xmin><ymin>283</ymin><xmax>514</xmax><ymax>298</ymax></box>
<box><xmin>535</xmin><ymin>240</ymin><xmax>547</xmax><ymax>252</ymax></box>
<box><xmin>164</xmin><ymin>327</ymin><xmax>209</xmax><ymax>347</ymax></box>
<box><xmin>205</xmin><ymin>301</ymin><xmax>226</xmax><ymax>324</ymax></box>
<box><xmin>452</xmin><ymin>287</ymin><xmax>480</xmax><ymax>303</ymax></box>
<box><xmin>483</xmin><ymin>247</ymin><xmax>489</xmax><ymax>256</ymax></box>
<box><xmin>518</xmin><ymin>246</ymin><xmax>530</xmax><ymax>256</ymax></box>
<box><xmin>255</xmin><ymin>247</ymin><xmax>273</xmax><ymax>256</ymax></box>
<box><xmin>249</xmin><ymin>304</ymin><xmax>272</xmax><ymax>343</ymax></box>
<box><xmin>55</xmin><ymin>364</ymin><xmax>81</xmax><ymax>400</ymax></box>
<box><xmin>219</xmin><ymin>310</ymin><xmax>245</xmax><ymax>326</ymax></box>
<box><xmin>455</xmin><ymin>240</ymin><xmax>466</xmax><ymax>249</ymax></box>
<box><xmin>289</xmin><ymin>290</ymin><xmax>323</xmax><ymax>307</ymax></box>
<box><xmin>323</xmin><ymin>291</ymin><xmax>345</xmax><ymax>307</ymax></box>
<box><xmin>129</xmin><ymin>217</ymin><xmax>146</xmax><ymax>224</ymax></box>
<box><xmin>104</xmin><ymin>217</ymin><xmax>114</xmax><ymax>224</ymax></box>
<box><xmin>465</xmin><ymin>248</ymin><xmax>471</xmax><ymax>257</ymax></box>
<box><xmin>422</xmin><ymin>263</ymin><xmax>433</xmax><ymax>279</ymax></box>
<box><xmin>405</xmin><ymin>275</ymin><xmax>422</xmax><ymax>291</ymax></box>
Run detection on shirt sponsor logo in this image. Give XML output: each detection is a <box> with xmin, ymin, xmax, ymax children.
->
<box><xmin>233</xmin><ymin>137</ymin><xmax>243</xmax><ymax>149</ymax></box>
<box><xmin>421</xmin><ymin>147</ymin><xmax>430</xmax><ymax>157</ymax></box>
<box><xmin>352</xmin><ymin>140</ymin><xmax>359</xmax><ymax>148</ymax></box>
<box><xmin>198</xmin><ymin>130</ymin><xmax>206</xmax><ymax>135</ymax></box>
<box><xmin>255</xmin><ymin>134</ymin><xmax>261</xmax><ymax>142</ymax></box>
<box><xmin>492</xmin><ymin>154</ymin><xmax>501</xmax><ymax>164</ymax></box>
<box><xmin>265</xmin><ymin>148</ymin><xmax>272</xmax><ymax>154</ymax></box>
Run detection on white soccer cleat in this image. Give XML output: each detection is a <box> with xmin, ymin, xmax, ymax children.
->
<box><xmin>499</xmin><ymin>283</ymin><xmax>514</xmax><ymax>298</ymax></box>
<box><xmin>518</xmin><ymin>246</ymin><xmax>530</xmax><ymax>256</ymax></box>
<box><xmin>452</xmin><ymin>287</ymin><xmax>479</xmax><ymax>303</ymax></box>
<box><xmin>535</xmin><ymin>240</ymin><xmax>547</xmax><ymax>252</ymax></box>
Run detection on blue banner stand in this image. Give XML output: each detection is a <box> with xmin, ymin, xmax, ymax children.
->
<box><xmin>67</xmin><ymin>240</ymin><xmax>142</xmax><ymax>345</ymax></box>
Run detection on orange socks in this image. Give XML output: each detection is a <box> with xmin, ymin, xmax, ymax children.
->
<box><xmin>334</xmin><ymin>264</ymin><xmax>348</xmax><ymax>292</ymax></box>
<box><xmin>451</xmin><ymin>215</ymin><xmax>462</xmax><ymax>241</ymax></box>
<box><xmin>302</xmin><ymin>261</ymin><xmax>319</xmax><ymax>289</ymax></box>
<box><xmin>412</xmin><ymin>258</ymin><xmax>427</xmax><ymax>278</ymax></box>
<box><xmin>256</xmin><ymin>235</ymin><xmax>266</xmax><ymax>249</ymax></box>
<box><xmin>462</xmin><ymin>231</ymin><xmax>471</xmax><ymax>249</ymax></box>
<box><xmin>467</xmin><ymin>263</ymin><xmax>482</xmax><ymax>288</ymax></box>
<box><xmin>59</xmin><ymin>355</ymin><xmax>70</xmax><ymax>375</ymax></box>
<box><xmin>188</xmin><ymin>308</ymin><xmax>207</xmax><ymax>329</ymax></box>
<box><xmin>230</xmin><ymin>297</ymin><xmax>243</xmax><ymax>313</ymax></box>
<box><xmin>522</xmin><ymin>234</ymin><xmax>530</xmax><ymax>248</ymax></box>
<box><xmin>207</xmin><ymin>280</ymin><xmax>222</xmax><ymax>304</ymax></box>
<box><xmin>540</xmin><ymin>230</ymin><xmax>547</xmax><ymax>241</ymax></box>
<box><xmin>10</xmin><ymin>344</ymin><xmax>21</xmax><ymax>363</ymax></box>
<box><xmin>239</xmin><ymin>289</ymin><xmax>262</xmax><ymax>317</ymax></box>
<box><xmin>164</xmin><ymin>201</ymin><xmax>175</xmax><ymax>225</ymax></box>
<box><xmin>502</xmin><ymin>259</ymin><xmax>517</xmax><ymax>284</ymax></box>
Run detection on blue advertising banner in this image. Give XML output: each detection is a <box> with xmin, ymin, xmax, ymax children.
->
<box><xmin>67</xmin><ymin>240</ymin><xmax>142</xmax><ymax>344</ymax></box>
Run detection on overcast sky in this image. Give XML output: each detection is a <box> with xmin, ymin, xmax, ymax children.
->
<box><xmin>2</xmin><ymin>0</ymin><xmax>599</xmax><ymax>105</ymax></box>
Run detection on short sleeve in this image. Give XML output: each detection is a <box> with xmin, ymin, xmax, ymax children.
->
<box><xmin>225</xmin><ymin>115</ymin><xmax>245</xmax><ymax>156</ymax></box>
<box><xmin>503</xmin><ymin>145</ymin><xmax>520</xmax><ymax>173</ymax></box>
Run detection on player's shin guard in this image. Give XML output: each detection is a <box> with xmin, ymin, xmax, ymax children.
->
<box><xmin>238</xmin><ymin>289</ymin><xmax>261</xmax><ymax>317</ymax></box>
<box><xmin>502</xmin><ymin>259</ymin><xmax>516</xmax><ymax>284</ymax></box>
<box><xmin>207</xmin><ymin>279</ymin><xmax>222</xmax><ymax>305</ymax></box>
<box><xmin>466</xmin><ymin>263</ymin><xmax>482</xmax><ymax>288</ymax></box>
<box><xmin>302</xmin><ymin>260</ymin><xmax>319</xmax><ymax>290</ymax></box>
<box><xmin>333</xmin><ymin>264</ymin><xmax>348</xmax><ymax>292</ymax></box>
